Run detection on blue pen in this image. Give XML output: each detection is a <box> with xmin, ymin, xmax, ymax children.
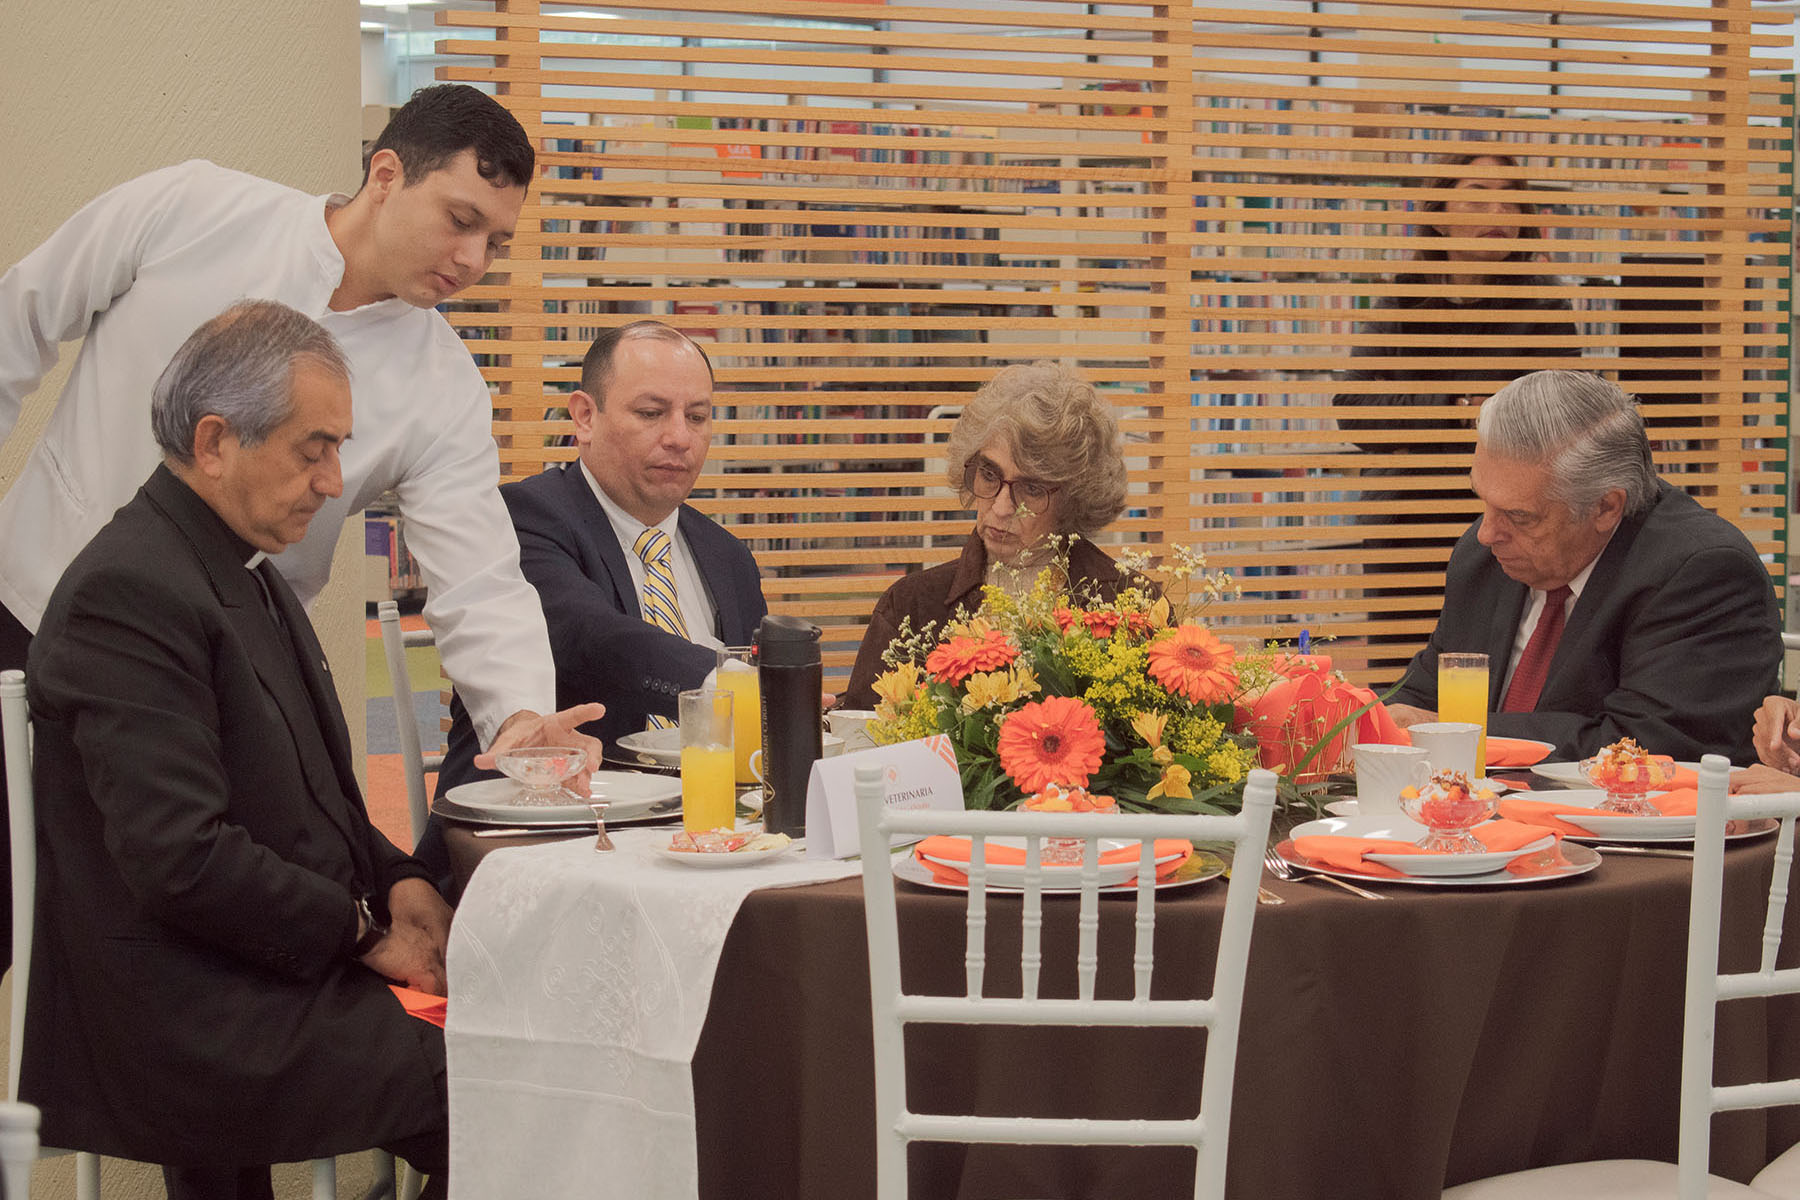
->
<box><xmin>1298</xmin><ymin>628</ymin><xmax>1311</xmax><ymax>654</ymax></box>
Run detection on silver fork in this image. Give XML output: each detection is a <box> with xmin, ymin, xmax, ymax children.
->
<box><xmin>1264</xmin><ymin>846</ymin><xmax>1388</xmax><ymax>900</ymax></box>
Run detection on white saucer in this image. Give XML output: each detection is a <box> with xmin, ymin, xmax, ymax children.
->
<box><xmin>1290</xmin><ymin>815</ymin><xmax>1554</xmax><ymax>878</ymax></box>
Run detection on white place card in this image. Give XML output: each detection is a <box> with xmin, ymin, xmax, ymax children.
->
<box><xmin>804</xmin><ymin>734</ymin><xmax>965</xmax><ymax>860</ymax></box>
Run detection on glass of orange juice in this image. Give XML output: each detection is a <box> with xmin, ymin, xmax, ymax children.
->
<box><xmin>679</xmin><ymin>688</ymin><xmax>736</xmax><ymax>834</ymax></box>
<box><xmin>1436</xmin><ymin>652</ymin><xmax>1490</xmax><ymax>773</ymax></box>
<box><xmin>715</xmin><ymin>646</ymin><xmax>762</xmax><ymax>786</ymax></box>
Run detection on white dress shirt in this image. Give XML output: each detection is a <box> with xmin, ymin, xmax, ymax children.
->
<box><xmin>579</xmin><ymin>461</ymin><xmax>721</xmax><ymax>650</ymax></box>
<box><xmin>0</xmin><ymin>160</ymin><xmax>554</xmax><ymax>743</ymax></box>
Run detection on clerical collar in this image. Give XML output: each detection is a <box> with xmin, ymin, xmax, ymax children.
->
<box><xmin>245</xmin><ymin>551</ymin><xmax>268</xmax><ymax>570</ymax></box>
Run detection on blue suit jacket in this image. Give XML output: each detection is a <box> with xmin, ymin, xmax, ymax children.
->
<box><xmin>433</xmin><ymin>463</ymin><xmax>767</xmax><ymax>798</ymax></box>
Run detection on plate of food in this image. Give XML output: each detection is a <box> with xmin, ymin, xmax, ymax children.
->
<box><xmin>656</xmin><ymin>828</ymin><xmax>793</xmax><ymax>867</ymax></box>
<box><xmin>893</xmin><ymin>848</ymin><xmax>1224</xmax><ymax>894</ymax></box>
<box><xmin>1288</xmin><ymin>815</ymin><xmax>1555</xmax><ymax>879</ymax></box>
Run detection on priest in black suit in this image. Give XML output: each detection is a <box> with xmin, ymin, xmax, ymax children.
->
<box><xmin>425</xmin><ymin>322</ymin><xmax>765</xmax><ymax>871</ymax></box>
<box><xmin>1386</xmin><ymin>369</ymin><xmax>1779</xmax><ymax>763</ymax></box>
<box><xmin>24</xmin><ymin>302</ymin><xmax>452</xmax><ymax>1199</ymax></box>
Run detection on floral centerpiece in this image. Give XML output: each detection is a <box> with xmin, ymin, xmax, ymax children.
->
<box><xmin>867</xmin><ymin>540</ymin><xmax>1394</xmax><ymax>814</ymax></box>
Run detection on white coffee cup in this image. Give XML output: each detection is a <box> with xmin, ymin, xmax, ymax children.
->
<box><xmin>1406</xmin><ymin>722</ymin><xmax>1483</xmax><ymax>778</ymax></box>
<box><xmin>1353</xmin><ymin>743</ymin><xmax>1432</xmax><ymax>817</ymax></box>
<box><xmin>826</xmin><ymin>708</ymin><xmax>878</xmax><ymax>754</ymax></box>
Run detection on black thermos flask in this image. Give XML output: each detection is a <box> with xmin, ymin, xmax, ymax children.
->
<box><xmin>753</xmin><ymin>614</ymin><xmax>822</xmax><ymax>837</ymax></box>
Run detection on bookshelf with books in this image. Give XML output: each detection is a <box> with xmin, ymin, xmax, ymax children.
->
<box><xmin>436</xmin><ymin>0</ymin><xmax>1789</xmax><ymax>687</ymax></box>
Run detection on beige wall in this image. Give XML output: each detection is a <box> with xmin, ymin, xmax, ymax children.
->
<box><xmin>1</xmin><ymin>1</ymin><xmax>380</xmax><ymax>1195</ymax></box>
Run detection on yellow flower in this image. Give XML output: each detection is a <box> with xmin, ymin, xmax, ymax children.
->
<box><xmin>1148</xmin><ymin>763</ymin><xmax>1193</xmax><ymax>802</ymax></box>
<box><xmin>1130</xmin><ymin>711</ymin><xmax>1168</xmax><ymax>748</ymax></box>
<box><xmin>960</xmin><ymin>663</ymin><xmax>1041</xmax><ymax>713</ymax></box>
<box><xmin>1152</xmin><ymin>745</ymin><xmax>1174</xmax><ymax>766</ymax></box>
<box><xmin>1148</xmin><ymin>595</ymin><xmax>1173</xmax><ymax>630</ymax></box>
<box><xmin>872</xmin><ymin>661</ymin><xmax>925</xmax><ymax>721</ymax></box>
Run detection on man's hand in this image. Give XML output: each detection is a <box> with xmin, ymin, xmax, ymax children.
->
<box><xmin>359</xmin><ymin>878</ymin><xmax>454</xmax><ymax>996</ymax></box>
<box><xmin>1731</xmin><ymin>763</ymin><xmax>1800</xmax><ymax>795</ymax></box>
<box><xmin>1387</xmin><ymin>703</ymin><xmax>1437</xmax><ymax>729</ymax></box>
<box><xmin>1752</xmin><ymin>696</ymin><xmax>1800</xmax><ymax>773</ymax></box>
<box><xmin>477</xmin><ymin>703</ymin><xmax>606</xmax><ymax>795</ymax></box>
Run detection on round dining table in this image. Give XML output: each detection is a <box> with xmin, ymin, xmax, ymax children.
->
<box><xmin>687</xmin><ymin>835</ymin><xmax>1800</xmax><ymax>1200</ymax></box>
<box><xmin>443</xmin><ymin>807</ymin><xmax>1800</xmax><ymax>1200</ymax></box>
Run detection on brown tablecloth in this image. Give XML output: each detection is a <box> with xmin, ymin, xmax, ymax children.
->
<box><xmin>690</xmin><ymin>841</ymin><xmax>1800</xmax><ymax>1200</ymax></box>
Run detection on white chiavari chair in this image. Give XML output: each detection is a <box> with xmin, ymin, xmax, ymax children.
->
<box><xmin>855</xmin><ymin>762</ymin><xmax>1277</xmax><ymax>1200</ymax></box>
<box><xmin>1446</xmin><ymin>754</ymin><xmax>1800</xmax><ymax>1199</ymax></box>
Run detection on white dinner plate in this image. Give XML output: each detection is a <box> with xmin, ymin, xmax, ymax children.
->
<box><xmin>892</xmin><ymin>848</ymin><xmax>1224</xmax><ymax>894</ymax></box>
<box><xmin>654</xmin><ymin>840</ymin><xmax>793</xmax><ymax>869</ymax></box>
<box><xmin>616</xmin><ymin>727</ymin><xmax>844</xmax><ymax>768</ymax></box>
<box><xmin>1288</xmin><ymin>815</ymin><xmax>1554</xmax><ymax>878</ymax></box>
<box><xmin>915</xmin><ymin>836</ymin><xmax>1188</xmax><ymax>890</ymax></box>
<box><xmin>445</xmin><ymin>772</ymin><xmax>681</xmax><ymax>824</ymax></box>
<box><xmin>1276</xmin><ymin>834</ymin><xmax>1599</xmax><ymax>888</ymax></box>
<box><xmin>1530</xmin><ymin>759</ymin><xmax>1704</xmax><ymax>785</ymax></box>
<box><xmin>1501</xmin><ymin>788</ymin><xmax>1695</xmax><ymax>840</ymax></box>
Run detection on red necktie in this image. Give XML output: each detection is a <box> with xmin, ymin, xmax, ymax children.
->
<box><xmin>1501</xmin><ymin>585</ymin><xmax>1572</xmax><ymax>713</ymax></box>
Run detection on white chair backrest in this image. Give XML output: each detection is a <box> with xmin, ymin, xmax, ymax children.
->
<box><xmin>1680</xmin><ymin>754</ymin><xmax>1800</xmax><ymax>1198</ymax></box>
<box><xmin>856</xmin><ymin>763</ymin><xmax>1277</xmax><ymax>1200</ymax></box>
<box><xmin>376</xmin><ymin>600</ymin><xmax>439</xmax><ymax>845</ymax></box>
<box><xmin>2</xmin><ymin>670</ymin><xmax>35</xmax><ymax>1106</ymax></box>
<box><xmin>0</xmin><ymin>1100</ymin><xmax>37</xmax><ymax>1200</ymax></box>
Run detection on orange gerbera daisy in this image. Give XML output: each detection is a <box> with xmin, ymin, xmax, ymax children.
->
<box><xmin>996</xmin><ymin>695</ymin><xmax>1106</xmax><ymax>794</ymax></box>
<box><xmin>924</xmin><ymin>629</ymin><xmax>1018</xmax><ymax>686</ymax></box>
<box><xmin>1147</xmin><ymin>625</ymin><xmax>1238</xmax><ymax>705</ymax></box>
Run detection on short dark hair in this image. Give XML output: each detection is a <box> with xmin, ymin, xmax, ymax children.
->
<box><xmin>363</xmin><ymin>84</ymin><xmax>534</xmax><ymax>190</ymax></box>
<box><xmin>151</xmin><ymin>300</ymin><xmax>349</xmax><ymax>465</ymax></box>
<box><xmin>579</xmin><ymin>321</ymin><xmax>715</xmax><ymax>403</ymax></box>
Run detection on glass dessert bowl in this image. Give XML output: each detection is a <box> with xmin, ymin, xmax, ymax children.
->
<box><xmin>1581</xmin><ymin>737</ymin><xmax>1669</xmax><ymax>816</ymax></box>
<box><xmin>1398</xmin><ymin>768</ymin><xmax>1499</xmax><ymax>854</ymax></box>
<box><xmin>1021</xmin><ymin>783</ymin><xmax>1117</xmax><ymax>864</ymax></box>
<box><xmin>494</xmin><ymin>745</ymin><xmax>588</xmax><ymax>806</ymax></box>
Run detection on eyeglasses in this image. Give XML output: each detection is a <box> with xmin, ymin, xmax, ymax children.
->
<box><xmin>963</xmin><ymin>458</ymin><xmax>1059</xmax><ymax>509</ymax></box>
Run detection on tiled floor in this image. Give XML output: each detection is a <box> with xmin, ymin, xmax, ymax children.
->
<box><xmin>364</xmin><ymin>612</ymin><xmax>445</xmax><ymax>849</ymax></box>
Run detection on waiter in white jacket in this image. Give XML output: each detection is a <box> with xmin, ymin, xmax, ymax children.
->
<box><xmin>0</xmin><ymin>84</ymin><xmax>601</xmax><ymax>965</ymax></box>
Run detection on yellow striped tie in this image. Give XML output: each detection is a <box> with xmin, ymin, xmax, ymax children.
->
<box><xmin>633</xmin><ymin>528</ymin><xmax>688</xmax><ymax>729</ymax></box>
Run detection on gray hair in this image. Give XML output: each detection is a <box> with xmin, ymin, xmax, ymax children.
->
<box><xmin>1476</xmin><ymin>369</ymin><xmax>1659</xmax><ymax>518</ymax></box>
<box><xmin>150</xmin><ymin>300</ymin><xmax>350</xmax><ymax>464</ymax></box>
<box><xmin>943</xmin><ymin>361</ymin><xmax>1129</xmax><ymax>538</ymax></box>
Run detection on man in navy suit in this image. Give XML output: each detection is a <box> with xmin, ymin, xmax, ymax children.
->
<box><xmin>1386</xmin><ymin>369</ymin><xmax>1779</xmax><ymax>763</ymax></box>
<box><xmin>424</xmin><ymin>322</ymin><xmax>765</xmax><ymax>869</ymax></box>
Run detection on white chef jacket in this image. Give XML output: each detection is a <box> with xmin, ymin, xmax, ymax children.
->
<box><xmin>0</xmin><ymin>159</ymin><xmax>554</xmax><ymax>744</ymax></box>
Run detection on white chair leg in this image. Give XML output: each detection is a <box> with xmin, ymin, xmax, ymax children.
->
<box><xmin>0</xmin><ymin>1101</ymin><xmax>38</xmax><ymax>1200</ymax></box>
<box><xmin>311</xmin><ymin>1155</ymin><xmax>336</xmax><ymax>1199</ymax></box>
<box><xmin>74</xmin><ymin>1150</ymin><xmax>100</xmax><ymax>1200</ymax></box>
<box><xmin>359</xmin><ymin>1148</ymin><xmax>398</xmax><ymax>1200</ymax></box>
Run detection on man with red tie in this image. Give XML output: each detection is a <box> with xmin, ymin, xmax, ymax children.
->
<box><xmin>1384</xmin><ymin>369</ymin><xmax>1779</xmax><ymax>763</ymax></box>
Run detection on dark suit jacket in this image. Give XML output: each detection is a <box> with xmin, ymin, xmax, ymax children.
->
<box><xmin>434</xmin><ymin>462</ymin><xmax>767</xmax><ymax>798</ymax></box>
<box><xmin>23</xmin><ymin>467</ymin><xmax>441</xmax><ymax>1165</ymax></box>
<box><xmin>1391</xmin><ymin>480</ymin><xmax>1780</xmax><ymax>762</ymax></box>
<box><xmin>841</xmin><ymin>533</ymin><xmax>1138</xmax><ymax>710</ymax></box>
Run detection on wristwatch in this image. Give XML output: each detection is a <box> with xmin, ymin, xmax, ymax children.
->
<box><xmin>352</xmin><ymin>895</ymin><xmax>389</xmax><ymax>958</ymax></box>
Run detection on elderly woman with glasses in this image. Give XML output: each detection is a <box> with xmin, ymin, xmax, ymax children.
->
<box><xmin>840</xmin><ymin>360</ymin><xmax>1135</xmax><ymax>710</ymax></box>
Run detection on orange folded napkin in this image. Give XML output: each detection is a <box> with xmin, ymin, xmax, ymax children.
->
<box><xmin>1485</xmin><ymin>737</ymin><xmax>1553</xmax><ymax>768</ymax></box>
<box><xmin>389</xmin><ymin>984</ymin><xmax>447</xmax><ymax>1028</ymax></box>
<box><xmin>913</xmin><ymin>836</ymin><xmax>1193</xmax><ymax>887</ymax></box>
<box><xmin>1499</xmin><ymin>788</ymin><xmax>1696</xmax><ymax>838</ymax></box>
<box><xmin>1291</xmin><ymin>820</ymin><xmax>1558</xmax><ymax>880</ymax></box>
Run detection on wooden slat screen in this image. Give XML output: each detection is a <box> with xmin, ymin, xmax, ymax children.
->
<box><xmin>438</xmin><ymin>0</ymin><xmax>1791</xmax><ymax>685</ymax></box>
